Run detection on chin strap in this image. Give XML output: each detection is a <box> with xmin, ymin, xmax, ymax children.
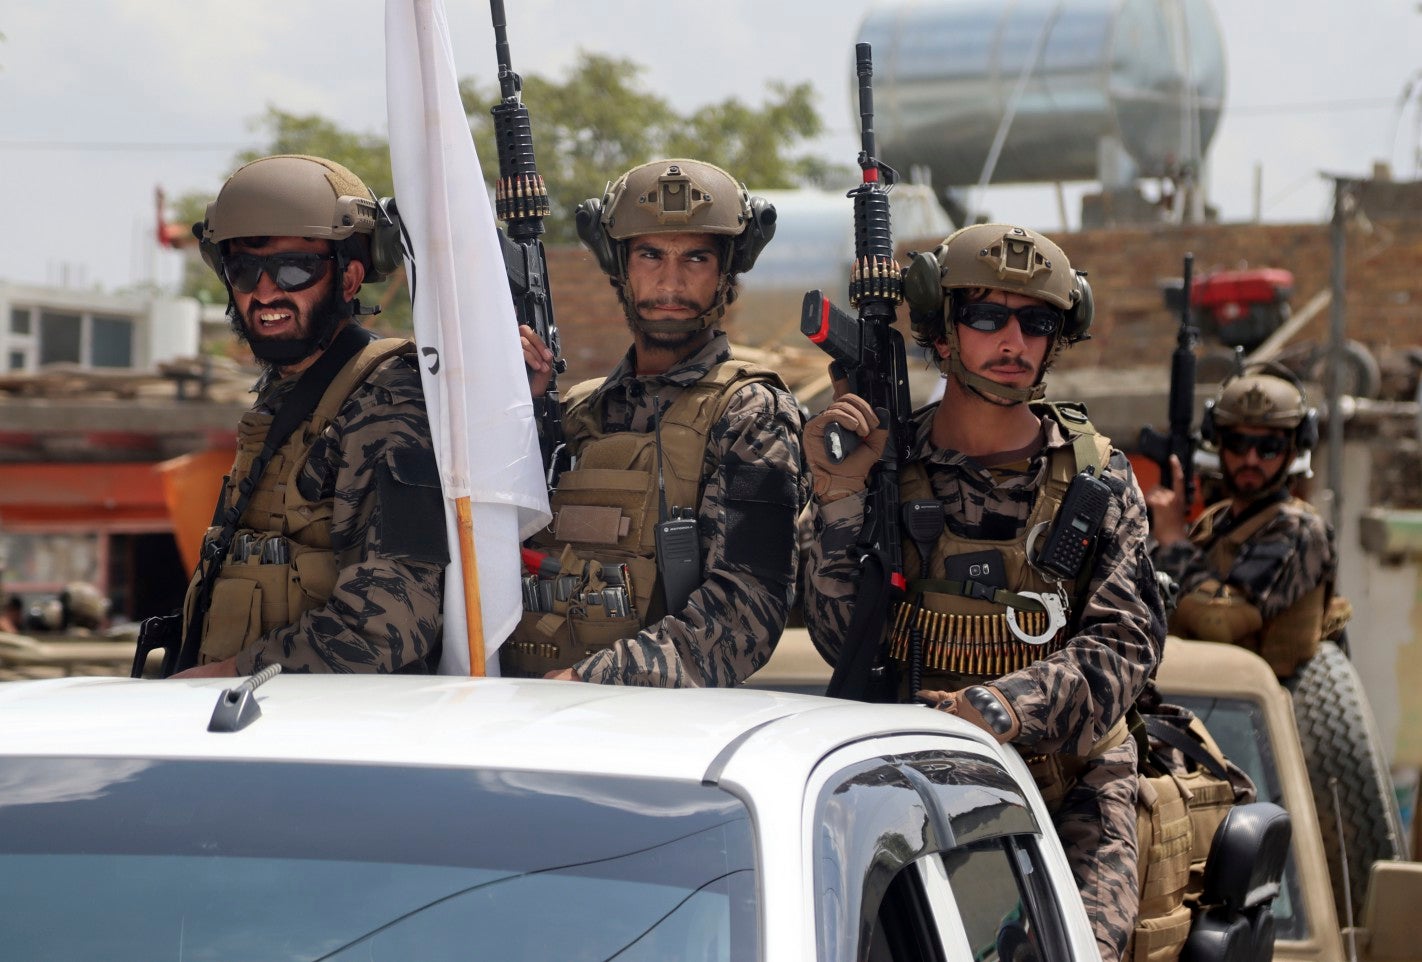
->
<box><xmin>947</xmin><ymin>353</ymin><xmax>1047</xmax><ymax>404</ymax></box>
<box><xmin>942</xmin><ymin>325</ymin><xmax>1049</xmax><ymax>405</ymax></box>
<box><xmin>614</xmin><ymin>248</ymin><xmax>733</xmax><ymax>336</ymax></box>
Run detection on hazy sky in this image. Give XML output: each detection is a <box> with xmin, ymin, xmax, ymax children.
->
<box><xmin>3</xmin><ymin>0</ymin><xmax>1420</xmax><ymax>292</ymax></box>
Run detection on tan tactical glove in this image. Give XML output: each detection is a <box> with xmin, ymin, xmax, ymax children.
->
<box><xmin>804</xmin><ymin>393</ymin><xmax>888</xmax><ymax>503</ymax></box>
<box><xmin>918</xmin><ymin>684</ymin><xmax>1021</xmax><ymax>743</ymax></box>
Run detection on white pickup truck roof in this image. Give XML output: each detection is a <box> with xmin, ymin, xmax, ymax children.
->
<box><xmin>0</xmin><ymin>675</ymin><xmax>999</xmax><ymax>782</ymax></box>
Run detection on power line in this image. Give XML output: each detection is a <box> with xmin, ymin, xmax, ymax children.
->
<box><xmin>0</xmin><ymin>140</ymin><xmax>253</xmax><ymax>152</ymax></box>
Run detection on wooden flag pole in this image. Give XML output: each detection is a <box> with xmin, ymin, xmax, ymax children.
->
<box><xmin>456</xmin><ymin>496</ymin><xmax>486</xmax><ymax>675</ymax></box>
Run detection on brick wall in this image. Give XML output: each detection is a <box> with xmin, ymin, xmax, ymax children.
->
<box><xmin>544</xmin><ymin>217</ymin><xmax>1422</xmax><ymax>380</ymax></box>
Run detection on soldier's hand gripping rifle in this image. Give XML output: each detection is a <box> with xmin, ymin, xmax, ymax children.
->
<box><xmin>1139</xmin><ymin>252</ymin><xmax>1198</xmax><ymax>510</ymax></box>
<box><xmin>801</xmin><ymin>43</ymin><xmax>911</xmax><ymax>702</ymax></box>
<box><xmin>489</xmin><ymin>0</ymin><xmax>568</xmax><ymax>485</ymax></box>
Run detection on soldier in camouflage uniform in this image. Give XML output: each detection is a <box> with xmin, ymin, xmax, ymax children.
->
<box><xmin>512</xmin><ymin>159</ymin><xmax>805</xmax><ymax>687</ymax></box>
<box><xmin>174</xmin><ymin>155</ymin><xmax>446</xmax><ymax>678</ymax></box>
<box><xmin>1148</xmin><ymin>365</ymin><xmax>1340</xmax><ymax>678</ymax></box>
<box><xmin>803</xmin><ymin>225</ymin><xmax>1165</xmax><ymax>962</ymax></box>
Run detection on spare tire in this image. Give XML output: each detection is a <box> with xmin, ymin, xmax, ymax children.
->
<box><xmin>1287</xmin><ymin>641</ymin><xmax>1406</xmax><ymax>922</ymax></box>
<box><xmin>1306</xmin><ymin>339</ymin><xmax>1381</xmax><ymax>400</ymax></box>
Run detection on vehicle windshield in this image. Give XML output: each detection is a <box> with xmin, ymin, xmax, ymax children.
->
<box><xmin>0</xmin><ymin>757</ymin><xmax>758</xmax><ymax>962</ymax></box>
<box><xmin>1168</xmin><ymin>694</ymin><xmax>1307</xmax><ymax>941</ymax></box>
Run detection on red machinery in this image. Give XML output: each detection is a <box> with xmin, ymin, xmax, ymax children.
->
<box><xmin>1190</xmin><ymin>268</ymin><xmax>1295</xmax><ymax>352</ymax></box>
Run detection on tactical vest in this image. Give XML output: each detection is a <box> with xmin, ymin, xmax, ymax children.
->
<box><xmin>893</xmin><ymin>403</ymin><xmax>1126</xmax><ymax>807</ymax></box>
<box><xmin>501</xmin><ymin>360</ymin><xmax>786</xmax><ymax>678</ymax></box>
<box><xmin>1129</xmin><ymin>708</ymin><xmax>1254</xmax><ymax>962</ymax></box>
<box><xmin>892</xmin><ymin>403</ymin><xmax>1113</xmax><ymax>692</ymax></box>
<box><xmin>182</xmin><ymin>339</ymin><xmax>414</xmax><ymax>664</ymax></box>
<box><xmin>1171</xmin><ymin>497</ymin><xmax>1332</xmax><ymax>677</ymax></box>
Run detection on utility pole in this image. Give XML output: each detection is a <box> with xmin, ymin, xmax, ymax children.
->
<box><xmin>1325</xmin><ymin>176</ymin><xmax>1360</xmax><ymax>533</ymax></box>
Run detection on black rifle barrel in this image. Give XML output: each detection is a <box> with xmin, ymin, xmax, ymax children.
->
<box><xmin>487</xmin><ymin>0</ymin><xmax>567</xmax><ymax>481</ymax></box>
<box><xmin>491</xmin><ymin>0</ymin><xmax>517</xmax><ymax>100</ymax></box>
<box><xmin>1168</xmin><ymin>252</ymin><xmax>1198</xmax><ymax>504</ymax></box>
<box><xmin>806</xmin><ymin>42</ymin><xmax>909</xmax><ymax>702</ymax></box>
<box><xmin>856</xmin><ymin>43</ymin><xmax>877</xmax><ymax>164</ymax></box>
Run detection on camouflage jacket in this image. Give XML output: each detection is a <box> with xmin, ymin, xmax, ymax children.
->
<box><xmin>226</xmin><ymin>353</ymin><xmax>447</xmax><ymax>674</ymax></box>
<box><xmin>804</xmin><ymin>404</ymin><xmax>1166</xmax><ymax>756</ymax></box>
<box><xmin>569</xmin><ymin>332</ymin><xmax>807</xmax><ymax>687</ymax></box>
<box><xmin>1152</xmin><ymin>494</ymin><xmax>1337</xmax><ymax>624</ymax></box>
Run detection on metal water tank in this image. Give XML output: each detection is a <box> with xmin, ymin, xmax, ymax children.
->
<box><xmin>858</xmin><ymin>0</ymin><xmax>1226</xmax><ymax>186</ymax></box>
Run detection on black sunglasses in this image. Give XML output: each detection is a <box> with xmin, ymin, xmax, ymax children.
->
<box><xmin>224</xmin><ymin>252</ymin><xmax>335</xmax><ymax>294</ymax></box>
<box><xmin>1219</xmin><ymin>431</ymin><xmax>1290</xmax><ymax>459</ymax></box>
<box><xmin>957</xmin><ymin>302</ymin><xmax>1063</xmax><ymax>338</ymax></box>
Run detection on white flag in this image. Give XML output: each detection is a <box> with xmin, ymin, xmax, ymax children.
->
<box><xmin>385</xmin><ymin>0</ymin><xmax>551</xmax><ymax>676</ymax></box>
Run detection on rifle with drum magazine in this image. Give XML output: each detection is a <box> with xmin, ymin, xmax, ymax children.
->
<box><xmin>489</xmin><ymin>0</ymin><xmax>568</xmax><ymax>485</ymax></box>
<box><xmin>800</xmin><ymin>43</ymin><xmax>916</xmax><ymax>702</ymax></box>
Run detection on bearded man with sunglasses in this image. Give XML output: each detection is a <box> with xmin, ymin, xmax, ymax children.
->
<box><xmin>1147</xmin><ymin>366</ymin><xmax>1340</xmax><ymax>678</ymax></box>
<box><xmin>803</xmin><ymin>224</ymin><xmax>1165</xmax><ymax>962</ymax></box>
<box><xmin>170</xmin><ymin>154</ymin><xmax>446</xmax><ymax>678</ymax></box>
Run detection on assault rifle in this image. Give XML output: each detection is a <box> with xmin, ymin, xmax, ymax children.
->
<box><xmin>489</xmin><ymin>0</ymin><xmax>568</xmax><ymax>485</ymax></box>
<box><xmin>1139</xmin><ymin>252</ymin><xmax>1199</xmax><ymax>511</ymax></box>
<box><xmin>800</xmin><ymin>42</ymin><xmax>911</xmax><ymax>702</ymax></box>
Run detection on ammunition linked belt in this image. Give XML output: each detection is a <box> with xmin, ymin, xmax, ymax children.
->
<box><xmin>888</xmin><ymin>603</ymin><xmax>1066</xmax><ymax>676</ymax></box>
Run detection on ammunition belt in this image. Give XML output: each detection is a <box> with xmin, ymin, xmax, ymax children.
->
<box><xmin>888</xmin><ymin>603</ymin><xmax>1066</xmax><ymax>676</ymax></box>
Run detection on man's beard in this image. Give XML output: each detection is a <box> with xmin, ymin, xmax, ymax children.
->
<box><xmin>230</xmin><ymin>284</ymin><xmax>349</xmax><ymax>366</ymax></box>
<box><xmin>1225</xmin><ymin>459</ymin><xmax>1289</xmax><ymax>500</ymax></box>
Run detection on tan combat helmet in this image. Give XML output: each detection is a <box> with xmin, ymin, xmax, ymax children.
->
<box><xmin>1210</xmin><ymin>370</ymin><xmax>1311</xmax><ymax>433</ymax></box>
<box><xmin>903</xmin><ymin>223</ymin><xmax>1093</xmax><ymax>404</ymax></box>
<box><xmin>201</xmin><ymin>155</ymin><xmax>378</xmax><ymax>247</ymax></box>
<box><xmin>196</xmin><ymin>154</ymin><xmax>399</xmax><ymax>283</ymax></box>
<box><xmin>575</xmin><ymin>158</ymin><xmax>777</xmax><ymax>333</ymax></box>
<box><xmin>1205</xmin><ymin>364</ymin><xmax>1318</xmax><ymax>443</ymax></box>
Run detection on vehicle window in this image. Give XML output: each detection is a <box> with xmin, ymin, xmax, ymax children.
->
<box><xmin>814</xmin><ymin>749</ymin><xmax>1055</xmax><ymax>962</ymax></box>
<box><xmin>0</xmin><ymin>758</ymin><xmax>759</xmax><ymax>962</ymax></box>
<box><xmin>1167</xmin><ymin>694</ymin><xmax>1307</xmax><ymax>941</ymax></box>
<box><xmin>865</xmin><ymin>838</ymin><xmax>1065</xmax><ymax>962</ymax></box>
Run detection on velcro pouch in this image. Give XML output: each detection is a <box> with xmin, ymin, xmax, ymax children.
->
<box><xmin>200</xmin><ymin>577</ymin><xmax>263</xmax><ymax>663</ymax></box>
<box><xmin>554</xmin><ymin>505</ymin><xmax>630</xmax><ymax>545</ymax></box>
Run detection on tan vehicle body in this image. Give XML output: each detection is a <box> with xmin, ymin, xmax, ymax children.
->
<box><xmin>750</xmin><ymin>631</ymin><xmax>1422</xmax><ymax>962</ymax></box>
<box><xmin>1155</xmin><ymin>638</ymin><xmax>1422</xmax><ymax>962</ymax></box>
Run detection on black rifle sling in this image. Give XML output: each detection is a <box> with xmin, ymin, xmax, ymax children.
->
<box><xmin>1143</xmin><ymin>713</ymin><xmax>1231</xmax><ymax>782</ymax></box>
<box><xmin>825</xmin><ymin>547</ymin><xmax>895</xmax><ymax>702</ymax></box>
<box><xmin>170</xmin><ymin>324</ymin><xmax>379</xmax><ymax>674</ymax></box>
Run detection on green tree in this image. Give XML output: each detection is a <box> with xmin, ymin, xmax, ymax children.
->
<box><xmin>177</xmin><ymin>52</ymin><xmax>836</xmax><ymax>313</ymax></box>
<box><xmin>466</xmin><ymin>52</ymin><xmax>832</xmax><ymax>242</ymax></box>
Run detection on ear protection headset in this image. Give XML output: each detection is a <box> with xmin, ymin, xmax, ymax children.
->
<box><xmin>573</xmin><ymin>193</ymin><xmax>778</xmax><ymax>280</ymax></box>
<box><xmin>902</xmin><ymin>248</ymin><xmax>1095</xmax><ymax>346</ymax></box>
<box><xmin>1201</xmin><ymin>360</ymin><xmax>1320</xmax><ymax>451</ymax></box>
<box><xmin>366</xmin><ymin>197</ymin><xmax>406</xmax><ymax>283</ymax></box>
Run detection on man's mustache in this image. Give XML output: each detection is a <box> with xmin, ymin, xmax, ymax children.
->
<box><xmin>636</xmin><ymin>297</ymin><xmax>703</xmax><ymax>312</ymax></box>
<box><xmin>984</xmin><ymin>357</ymin><xmax>1034</xmax><ymax>374</ymax></box>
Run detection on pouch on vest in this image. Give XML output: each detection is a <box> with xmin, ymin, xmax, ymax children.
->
<box><xmin>1129</xmin><ymin>703</ymin><xmax>1255</xmax><ymax>962</ymax></box>
<box><xmin>501</xmin><ymin>550</ymin><xmax>650</xmax><ymax>678</ymax></box>
<box><xmin>1130</xmin><ymin>770</ymin><xmax>1194</xmax><ymax>962</ymax></box>
<box><xmin>194</xmin><ymin>527</ymin><xmax>339</xmax><ymax>664</ymax></box>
